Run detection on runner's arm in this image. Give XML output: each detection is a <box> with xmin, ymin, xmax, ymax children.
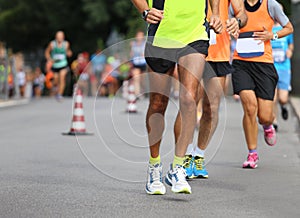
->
<box><xmin>66</xmin><ymin>41</ymin><xmax>73</xmax><ymax>58</ymax></box>
<box><xmin>230</xmin><ymin>0</ymin><xmax>247</xmax><ymax>28</ymax></box>
<box><xmin>253</xmin><ymin>0</ymin><xmax>293</xmax><ymax>42</ymax></box>
<box><xmin>209</xmin><ymin>0</ymin><xmax>223</xmax><ymax>33</ymax></box>
<box><xmin>274</xmin><ymin>21</ymin><xmax>293</xmax><ymax>39</ymax></box>
<box><xmin>227</xmin><ymin>0</ymin><xmax>248</xmax><ymax>37</ymax></box>
<box><xmin>286</xmin><ymin>41</ymin><xmax>294</xmax><ymax>59</ymax></box>
<box><xmin>44</xmin><ymin>43</ymin><xmax>53</xmax><ymax>61</ymax></box>
<box><xmin>269</xmin><ymin>0</ymin><xmax>293</xmax><ymax>39</ymax></box>
<box><xmin>286</xmin><ymin>34</ymin><xmax>294</xmax><ymax>59</ymax></box>
<box><xmin>131</xmin><ymin>0</ymin><xmax>163</xmax><ymax>24</ymax></box>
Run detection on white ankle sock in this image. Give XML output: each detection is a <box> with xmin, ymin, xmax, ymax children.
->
<box><xmin>193</xmin><ymin>146</ymin><xmax>205</xmax><ymax>157</ymax></box>
<box><xmin>185</xmin><ymin>143</ymin><xmax>195</xmax><ymax>155</ymax></box>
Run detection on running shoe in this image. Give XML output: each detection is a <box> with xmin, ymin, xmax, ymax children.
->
<box><xmin>281</xmin><ymin>105</ymin><xmax>288</xmax><ymax>120</ymax></box>
<box><xmin>183</xmin><ymin>155</ymin><xmax>194</xmax><ymax>179</ymax></box>
<box><xmin>193</xmin><ymin>156</ymin><xmax>208</xmax><ymax>178</ymax></box>
<box><xmin>145</xmin><ymin>163</ymin><xmax>166</xmax><ymax>195</ymax></box>
<box><xmin>264</xmin><ymin>125</ymin><xmax>277</xmax><ymax>146</ymax></box>
<box><xmin>55</xmin><ymin>94</ymin><xmax>64</xmax><ymax>102</ymax></box>
<box><xmin>242</xmin><ymin>152</ymin><xmax>259</xmax><ymax>169</ymax></box>
<box><xmin>165</xmin><ymin>164</ymin><xmax>192</xmax><ymax>194</ymax></box>
<box><xmin>273</xmin><ymin>123</ymin><xmax>278</xmax><ymax>132</ymax></box>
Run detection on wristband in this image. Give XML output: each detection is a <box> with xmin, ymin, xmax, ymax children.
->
<box><xmin>272</xmin><ymin>33</ymin><xmax>278</xmax><ymax>41</ymax></box>
<box><xmin>236</xmin><ymin>18</ymin><xmax>242</xmax><ymax>29</ymax></box>
<box><xmin>142</xmin><ymin>9</ymin><xmax>150</xmax><ymax>21</ymax></box>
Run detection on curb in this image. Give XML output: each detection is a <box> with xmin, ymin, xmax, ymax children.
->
<box><xmin>290</xmin><ymin>97</ymin><xmax>300</xmax><ymax>123</ymax></box>
<box><xmin>0</xmin><ymin>98</ymin><xmax>30</xmax><ymax>108</ymax></box>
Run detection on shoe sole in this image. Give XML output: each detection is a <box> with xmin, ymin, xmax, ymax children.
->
<box><xmin>265</xmin><ymin>140</ymin><xmax>276</xmax><ymax>146</ymax></box>
<box><xmin>185</xmin><ymin>173</ymin><xmax>193</xmax><ymax>179</ymax></box>
<box><xmin>145</xmin><ymin>186</ymin><xmax>166</xmax><ymax>195</ymax></box>
<box><xmin>145</xmin><ymin>190</ymin><xmax>166</xmax><ymax>195</ymax></box>
<box><xmin>243</xmin><ymin>164</ymin><xmax>257</xmax><ymax>169</ymax></box>
<box><xmin>194</xmin><ymin>174</ymin><xmax>208</xmax><ymax>179</ymax></box>
<box><xmin>165</xmin><ymin>175</ymin><xmax>191</xmax><ymax>194</ymax></box>
<box><xmin>172</xmin><ymin>188</ymin><xmax>191</xmax><ymax>194</ymax></box>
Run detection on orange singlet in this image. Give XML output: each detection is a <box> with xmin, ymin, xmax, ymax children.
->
<box><xmin>233</xmin><ymin>0</ymin><xmax>274</xmax><ymax>63</ymax></box>
<box><xmin>206</xmin><ymin>0</ymin><xmax>231</xmax><ymax>62</ymax></box>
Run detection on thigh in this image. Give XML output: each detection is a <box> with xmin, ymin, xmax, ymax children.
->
<box><xmin>53</xmin><ymin>73</ymin><xmax>59</xmax><ymax>81</ymax></box>
<box><xmin>131</xmin><ymin>67</ymin><xmax>141</xmax><ymax>76</ymax></box>
<box><xmin>208</xmin><ymin>61</ymin><xmax>234</xmax><ymax>77</ymax></box>
<box><xmin>203</xmin><ymin>76</ymin><xmax>225</xmax><ymax>107</ymax></box>
<box><xmin>145</xmin><ymin>44</ymin><xmax>176</xmax><ymax>74</ymax></box>
<box><xmin>239</xmin><ymin>90</ymin><xmax>258</xmax><ymax>114</ymax></box>
<box><xmin>277</xmin><ymin>89</ymin><xmax>289</xmax><ymax>101</ymax></box>
<box><xmin>148</xmin><ymin>68</ymin><xmax>173</xmax><ymax>99</ymax></box>
<box><xmin>178</xmin><ymin>53</ymin><xmax>206</xmax><ymax>93</ymax></box>
<box><xmin>251</xmin><ymin>63</ymin><xmax>278</xmax><ymax>100</ymax></box>
<box><xmin>257</xmin><ymin>97</ymin><xmax>274</xmax><ymax>119</ymax></box>
<box><xmin>232</xmin><ymin>60</ymin><xmax>255</xmax><ymax>95</ymax></box>
<box><xmin>59</xmin><ymin>68</ymin><xmax>68</xmax><ymax>78</ymax></box>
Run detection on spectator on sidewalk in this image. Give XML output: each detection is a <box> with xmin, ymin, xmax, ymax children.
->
<box><xmin>16</xmin><ymin>68</ymin><xmax>26</xmax><ymax>98</ymax></box>
<box><xmin>32</xmin><ymin>66</ymin><xmax>45</xmax><ymax>98</ymax></box>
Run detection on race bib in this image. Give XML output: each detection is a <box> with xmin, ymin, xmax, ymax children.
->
<box><xmin>132</xmin><ymin>57</ymin><xmax>146</xmax><ymax>66</ymax></box>
<box><xmin>53</xmin><ymin>54</ymin><xmax>66</xmax><ymax>62</ymax></box>
<box><xmin>209</xmin><ymin>29</ymin><xmax>217</xmax><ymax>45</ymax></box>
<box><xmin>236</xmin><ymin>32</ymin><xmax>264</xmax><ymax>58</ymax></box>
<box><xmin>272</xmin><ymin>48</ymin><xmax>286</xmax><ymax>63</ymax></box>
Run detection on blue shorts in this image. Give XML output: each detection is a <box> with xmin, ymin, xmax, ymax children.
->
<box><xmin>277</xmin><ymin>69</ymin><xmax>291</xmax><ymax>91</ymax></box>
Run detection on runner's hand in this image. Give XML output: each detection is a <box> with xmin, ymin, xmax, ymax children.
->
<box><xmin>286</xmin><ymin>49</ymin><xmax>293</xmax><ymax>59</ymax></box>
<box><xmin>209</xmin><ymin>15</ymin><xmax>222</xmax><ymax>34</ymax></box>
<box><xmin>226</xmin><ymin>18</ymin><xmax>239</xmax><ymax>38</ymax></box>
<box><xmin>146</xmin><ymin>8</ymin><xmax>164</xmax><ymax>24</ymax></box>
<box><xmin>253</xmin><ymin>26</ymin><xmax>272</xmax><ymax>44</ymax></box>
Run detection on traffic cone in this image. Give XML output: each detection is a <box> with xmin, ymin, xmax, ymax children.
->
<box><xmin>62</xmin><ymin>88</ymin><xmax>93</xmax><ymax>135</ymax></box>
<box><xmin>126</xmin><ymin>81</ymin><xmax>137</xmax><ymax>113</ymax></box>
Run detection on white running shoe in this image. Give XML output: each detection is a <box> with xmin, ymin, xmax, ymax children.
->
<box><xmin>145</xmin><ymin>163</ymin><xmax>166</xmax><ymax>195</ymax></box>
<box><xmin>165</xmin><ymin>164</ymin><xmax>192</xmax><ymax>194</ymax></box>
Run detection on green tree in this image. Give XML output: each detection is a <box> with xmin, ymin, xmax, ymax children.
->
<box><xmin>0</xmin><ymin>0</ymin><xmax>145</xmax><ymax>54</ymax></box>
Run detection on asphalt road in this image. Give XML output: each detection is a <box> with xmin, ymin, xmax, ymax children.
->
<box><xmin>0</xmin><ymin>97</ymin><xmax>299</xmax><ymax>218</ymax></box>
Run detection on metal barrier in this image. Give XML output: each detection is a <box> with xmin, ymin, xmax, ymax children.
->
<box><xmin>0</xmin><ymin>57</ymin><xmax>9</xmax><ymax>100</ymax></box>
<box><xmin>0</xmin><ymin>54</ymin><xmax>19</xmax><ymax>101</ymax></box>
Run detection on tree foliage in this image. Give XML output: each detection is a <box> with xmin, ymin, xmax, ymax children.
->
<box><xmin>0</xmin><ymin>0</ymin><xmax>144</xmax><ymax>54</ymax></box>
<box><xmin>0</xmin><ymin>0</ymin><xmax>293</xmax><ymax>55</ymax></box>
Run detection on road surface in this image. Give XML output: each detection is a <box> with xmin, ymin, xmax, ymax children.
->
<box><xmin>0</xmin><ymin>97</ymin><xmax>299</xmax><ymax>217</ymax></box>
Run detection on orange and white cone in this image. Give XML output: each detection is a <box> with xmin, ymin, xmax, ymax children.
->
<box><xmin>63</xmin><ymin>88</ymin><xmax>93</xmax><ymax>135</ymax></box>
<box><xmin>126</xmin><ymin>82</ymin><xmax>137</xmax><ymax>113</ymax></box>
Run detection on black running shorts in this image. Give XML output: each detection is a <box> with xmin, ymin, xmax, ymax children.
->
<box><xmin>207</xmin><ymin>61</ymin><xmax>234</xmax><ymax>77</ymax></box>
<box><xmin>145</xmin><ymin>40</ymin><xmax>209</xmax><ymax>74</ymax></box>
<box><xmin>232</xmin><ymin>60</ymin><xmax>278</xmax><ymax>100</ymax></box>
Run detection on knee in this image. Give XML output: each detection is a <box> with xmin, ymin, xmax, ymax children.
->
<box><xmin>258</xmin><ymin>113</ymin><xmax>274</xmax><ymax>125</ymax></box>
<box><xmin>180</xmin><ymin>92</ymin><xmax>197</xmax><ymax>112</ymax></box>
<box><xmin>149</xmin><ymin>96</ymin><xmax>168</xmax><ymax>114</ymax></box>
<box><xmin>279</xmin><ymin>99</ymin><xmax>288</xmax><ymax>105</ymax></box>
<box><xmin>243</xmin><ymin>102</ymin><xmax>257</xmax><ymax>118</ymax></box>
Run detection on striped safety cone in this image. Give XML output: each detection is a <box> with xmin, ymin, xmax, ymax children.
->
<box><xmin>62</xmin><ymin>88</ymin><xmax>93</xmax><ymax>135</ymax></box>
<box><xmin>126</xmin><ymin>81</ymin><xmax>137</xmax><ymax>113</ymax></box>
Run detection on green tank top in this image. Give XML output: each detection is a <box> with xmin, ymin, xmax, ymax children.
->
<box><xmin>51</xmin><ymin>41</ymin><xmax>68</xmax><ymax>69</ymax></box>
<box><xmin>148</xmin><ymin>0</ymin><xmax>209</xmax><ymax>48</ymax></box>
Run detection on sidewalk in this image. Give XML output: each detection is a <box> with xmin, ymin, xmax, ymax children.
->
<box><xmin>1</xmin><ymin>96</ymin><xmax>299</xmax><ymax>120</ymax></box>
<box><xmin>290</xmin><ymin>96</ymin><xmax>300</xmax><ymax>123</ymax></box>
<box><xmin>0</xmin><ymin>98</ymin><xmax>30</xmax><ymax>108</ymax></box>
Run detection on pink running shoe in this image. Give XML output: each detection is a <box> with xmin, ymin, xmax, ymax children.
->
<box><xmin>243</xmin><ymin>152</ymin><xmax>259</xmax><ymax>169</ymax></box>
<box><xmin>264</xmin><ymin>125</ymin><xmax>277</xmax><ymax>146</ymax></box>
